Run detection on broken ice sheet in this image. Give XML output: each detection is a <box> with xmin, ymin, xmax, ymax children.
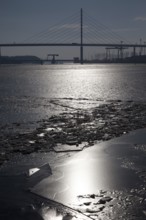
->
<box><xmin>54</xmin><ymin>142</ymin><xmax>88</xmax><ymax>152</ymax></box>
<box><xmin>45</xmin><ymin>127</ymin><xmax>62</xmax><ymax>132</ymax></box>
<box><xmin>28</xmin><ymin>163</ymin><xmax>52</xmax><ymax>187</ymax></box>
<box><xmin>28</xmin><ymin>168</ymin><xmax>40</xmax><ymax>176</ymax></box>
<box><xmin>28</xmin><ymin>140</ymin><xmax>36</xmax><ymax>144</ymax></box>
<box><xmin>37</xmin><ymin>133</ymin><xmax>45</xmax><ymax>137</ymax></box>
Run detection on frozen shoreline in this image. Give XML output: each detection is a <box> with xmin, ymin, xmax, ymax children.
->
<box><xmin>1</xmin><ymin>99</ymin><xmax>146</xmax><ymax>219</ymax></box>
<box><xmin>1</xmin><ymin>99</ymin><xmax>146</xmax><ymax>166</ymax></box>
<box><xmin>1</xmin><ymin>128</ymin><xmax>146</xmax><ymax>219</ymax></box>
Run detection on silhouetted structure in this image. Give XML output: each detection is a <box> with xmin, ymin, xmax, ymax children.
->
<box><xmin>47</xmin><ymin>54</ymin><xmax>59</xmax><ymax>64</ymax></box>
<box><xmin>1</xmin><ymin>9</ymin><xmax>146</xmax><ymax>64</ymax></box>
<box><xmin>0</xmin><ymin>56</ymin><xmax>41</xmax><ymax>64</ymax></box>
<box><xmin>80</xmin><ymin>8</ymin><xmax>83</xmax><ymax>64</ymax></box>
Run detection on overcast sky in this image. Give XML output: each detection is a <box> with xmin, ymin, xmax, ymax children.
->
<box><xmin>1</xmin><ymin>0</ymin><xmax>146</xmax><ymax>58</ymax></box>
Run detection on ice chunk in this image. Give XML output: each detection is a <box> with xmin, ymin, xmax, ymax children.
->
<box><xmin>28</xmin><ymin>163</ymin><xmax>52</xmax><ymax>187</ymax></box>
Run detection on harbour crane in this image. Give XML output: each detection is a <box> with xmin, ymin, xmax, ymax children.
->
<box><xmin>47</xmin><ymin>54</ymin><xmax>59</xmax><ymax>64</ymax></box>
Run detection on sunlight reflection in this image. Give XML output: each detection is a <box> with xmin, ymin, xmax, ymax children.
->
<box><xmin>41</xmin><ymin>207</ymin><xmax>63</xmax><ymax>220</ymax></box>
<box><xmin>52</xmin><ymin>156</ymin><xmax>106</xmax><ymax>204</ymax></box>
<box><xmin>64</xmin><ymin>158</ymin><xmax>101</xmax><ymax>196</ymax></box>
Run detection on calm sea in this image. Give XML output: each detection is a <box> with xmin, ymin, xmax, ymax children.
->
<box><xmin>0</xmin><ymin>64</ymin><xmax>146</xmax><ymax>126</ymax></box>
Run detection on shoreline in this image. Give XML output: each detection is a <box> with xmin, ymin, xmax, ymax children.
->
<box><xmin>1</xmin><ymin>99</ymin><xmax>146</xmax><ymax>219</ymax></box>
<box><xmin>1</xmin><ymin>129</ymin><xmax>146</xmax><ymax>219</ymax></box>
<box><xmin>1</xmin><ymin>99</ymin><xmax>146</xmax><ymax>166</ymax></box>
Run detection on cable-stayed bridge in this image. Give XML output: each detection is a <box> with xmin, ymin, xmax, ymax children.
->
<box><xmin>0</xmin><ymin>9</ymin><xmax>145</xmax><ymax>64</ymax></box>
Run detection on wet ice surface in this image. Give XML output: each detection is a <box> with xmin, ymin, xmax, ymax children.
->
<box><xmin>1</xmin><ymin>129</ymin><xmax>146</xmax><ymax>219</ymax></box>
<box><xmin>0</xmin><ymin>159</ymin><xmax>90</xmax><ymax>220</ymax></box>
<box><xmin>30</xmin><ymin>129</ymin><xmax>146</xmax><ymax>219</ymax></box>
<box><xmin>1</xmin><ymin>99</ymin><xmax>146</xmax><ymax>219</ymax></box>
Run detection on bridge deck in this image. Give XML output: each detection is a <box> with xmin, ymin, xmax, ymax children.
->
<box><xmin>0</xmin><ymin>43</ymin><xmax>145</xmax><ymax>48</ymax></box>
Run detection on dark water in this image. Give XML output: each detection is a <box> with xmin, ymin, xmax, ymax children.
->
<box><xmin>0</xmin><ymin>64</ymin><xmax>146</xmax><ymax>125</ymax></box>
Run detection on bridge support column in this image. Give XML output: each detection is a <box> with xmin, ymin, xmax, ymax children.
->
<box><xmin>133</xmin><ymin>46</ymin><xmax>136</xmax><ymax>57</ymax></box>
<box><xmin>80</xmin><ymin>8</ymin><xmax>83</xmax><ymax>64</ymax></box>
<box><xmin>80</xmin><ymin>46</ymin><xmax>83</xmax><ymax>64</ymax></box>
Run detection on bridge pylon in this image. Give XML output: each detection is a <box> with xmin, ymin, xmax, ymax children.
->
<box><xmin>80</xmin><ymin>8</ymin><xmax>83</xmax><ymax>64</ymax></box>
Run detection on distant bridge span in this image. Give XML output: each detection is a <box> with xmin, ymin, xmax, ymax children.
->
<box><xmin>1</xmin><ymin>9</ymin><xmax>146</xmax><ymax>64</ymax></box>
<box><xmin>0</xmin><ymin>43</ymin><xmax>145</xmax><ymax>48</ymax></box>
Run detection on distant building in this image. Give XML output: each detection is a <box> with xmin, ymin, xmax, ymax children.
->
<box><xmin>0</xmin><ymin>56</ymin><xmax>42</xmax><ymax>64</ymax></box>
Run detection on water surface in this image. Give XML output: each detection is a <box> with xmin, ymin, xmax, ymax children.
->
<box><xmin>0</xmin><ymin>64</ymin><xmax>146</xmax><ymax>126</ymax></box>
